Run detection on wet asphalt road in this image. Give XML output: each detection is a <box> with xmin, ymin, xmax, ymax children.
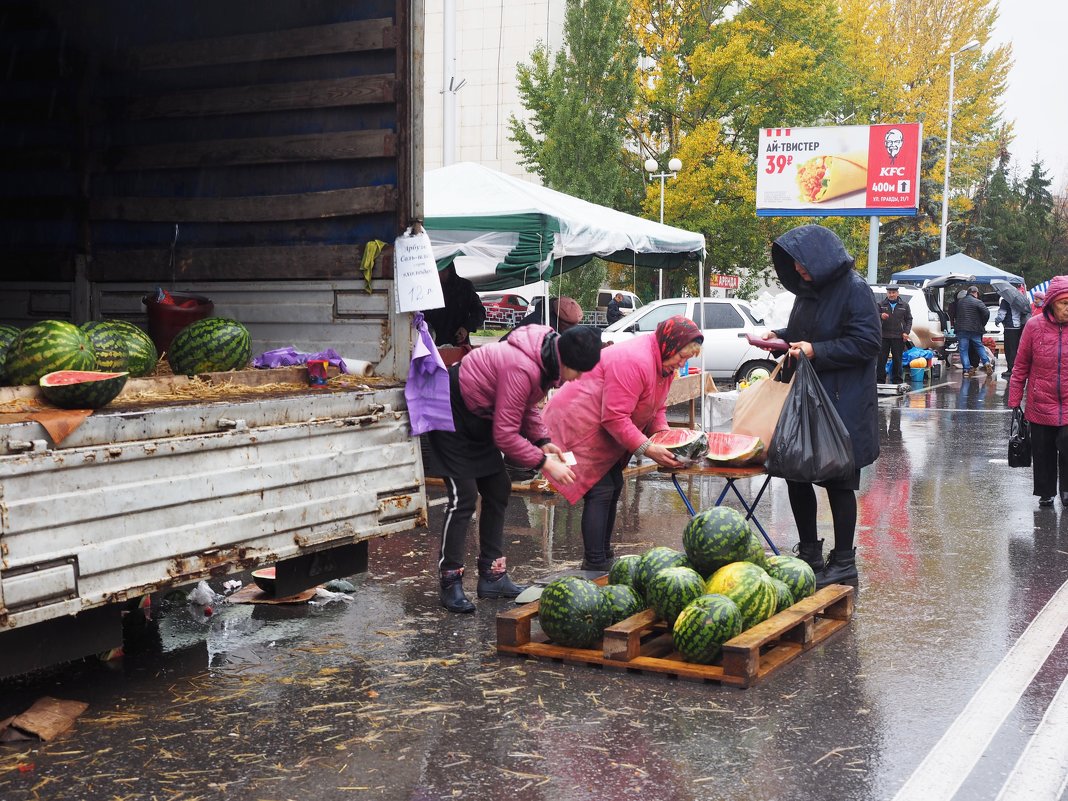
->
<box><xmin>3</xmin><ymin>362</ymin><xmax>1068</xmax><ymax>801</ymax></box>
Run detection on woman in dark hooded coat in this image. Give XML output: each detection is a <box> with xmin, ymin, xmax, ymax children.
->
<box><xmin>765</xmin><ymin>225</ymin><xmax>881</xmax><ymax>587</ymax></box>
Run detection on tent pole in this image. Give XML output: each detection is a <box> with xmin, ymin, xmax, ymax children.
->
<box><xmin>698</xmin><ymin>257</ymin><xmax>706</xmax><ymax>430</ymax></box>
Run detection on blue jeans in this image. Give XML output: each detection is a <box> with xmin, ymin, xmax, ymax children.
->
<box><xmin>957</xmin><ymin>331</ymin><xmax>989</xmax><ymax>370</ymax></box>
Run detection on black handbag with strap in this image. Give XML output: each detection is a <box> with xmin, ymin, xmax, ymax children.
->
<box><xmin>1008</xmin><ymin>407</ymin><xmax>1031</xmax><ymax>468</ymax></box>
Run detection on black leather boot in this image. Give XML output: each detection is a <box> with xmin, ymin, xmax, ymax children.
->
<box><xmin>794</xmin><ymin>539</ymin><xmax>825</xmax><ymax>572</ymax></box>
<box><xmin>439</xmin><ymin>568</ymin><xmax>475</xmax><ymax>613</ymax></box>
<box><xmin>476</xmin><ymin>557</ymin><xmax>527</xmax><ymax>599</ymax></box>
<box><xmin>816</xmin><ymin>548</ymin><xmax>858</xmax><ymax>588</ymax></box>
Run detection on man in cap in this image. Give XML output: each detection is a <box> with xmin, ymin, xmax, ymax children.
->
<box><xmin>877</xmin><ymin>284</ymin><xmax>913</xmax><ymax>383</ymax></box>
<box><xmin>955</xmin><ymin>285</ymin><xmax>993</xmax><ymax>377</ymax></box>
<box><xmin>995</xmin><ymin>278</ymin><xmax>1029</xmax><ymax>378</ymax></box>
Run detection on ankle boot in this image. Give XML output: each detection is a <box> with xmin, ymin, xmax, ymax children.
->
<box><xmin>439</xmin><ymin>568</ymin><xmax>475</xmax><ymax>613</ymax></box>
<box><xmin>476</xmin><ymin>556</ymin><xmax>527</xmax><ymax>599</ymax></box>
<box><xmin>816</xmin><ymin>548</ymin><xmax>858</xmax><ymax>588</ymax></box>
<box><xmin>794</xmin><ymin>539</ymin><xmax>825</xmax><ymax>572</ymax></box>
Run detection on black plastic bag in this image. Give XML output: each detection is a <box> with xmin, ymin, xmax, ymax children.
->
<box><xmin>766</xmin><ymin>354</ymin><xmax>855</xmax><ymax>484</ymax></box>
<box><xmin>1008</xmin><ymin>407</ymin><xmax>1031</xmax><ymax>468</ymax></box>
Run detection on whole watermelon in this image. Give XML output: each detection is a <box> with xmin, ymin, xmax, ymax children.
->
<box><xmin>167</xmin><ymin>318</ymin><xmax>251</xmax><ymax>376</ymax></box>
<box><xmin>608</xmin><ymin>554</ymin><xmax>641</xmax><ymax>588</ymax></box>
<box><xmin>683</xmin><ymin>506</ymin><xmax>755</xmax><ymax>577</ymax></box>
<box><xmin>4</xmin><ymin>321</ymin><xmax>96</xmax><ymax>385</ymax></box>
<box><xmin>704</xmin><ymin>561</ymin><xmax>778</xmax><ymax>631</ymax></box>
<box><xmin>99</xmin><ymin>320</ymin><xmax>158</xmax><ymax>377</ymax></box>
<box><xmin>538</xmin><ymin>576</ymin><xmax>608</xmax><ymax>648</ymax></box>
<box><xmin>768</xmin><ymin>577</ymin><xmax>794</xmax><ymax>614</ymax></box>
<box><xmin>634</xmin><ymin>546</ymin><xmax>689</xmax><ymax>602</ymax></box>
<box><xmin>599</xmin><ymin>584</ymin><xmax>644</xmax><ymax>626</ymax></box>
<box><xmin>80</xmin><ymin>321</ymin><xmax>130</xmax><ymax>372</ymax></box>
<box><xmin>744</xmin><ymin>532</ymin><xmax>770</xmax><ymax>570</ymax></box>
<box><xmin>0</xmin><ymin>324</ymin><xmax>19</xmax><ymax>383</ymax></box>
<box><xmin>673</xmin><ymin>594</ymin><xmax>743</xmax><ymax>664</ymax></box>
<box><xmin>647</xmin><ymin>566</ymin><xmax>706</xmax><ymax>627</ymax></box>
<box><xmin>765</xmin><ymin>554</ymin><xmax>816</xmax><ymax>601</ymax></box>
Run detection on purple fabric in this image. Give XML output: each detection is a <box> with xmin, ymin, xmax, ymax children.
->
<box><xmin>253</xmin><ymin>347</ymin><xmax>352</xmax><ymax>373</ymax></box>
<box><xmin>405</xmin><ymin>313</ymin><xmax>455</xmax><ymax>435</ymax></box>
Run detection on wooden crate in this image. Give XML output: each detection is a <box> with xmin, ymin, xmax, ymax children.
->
<box><xmin>496</xmin><ymin>584</ymin><xmax>854</xmax><ymax>688</ymax></box>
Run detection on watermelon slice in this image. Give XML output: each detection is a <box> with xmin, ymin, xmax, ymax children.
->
<box><xmin>649</xmin><ymin>429</ymin><xmax>709</xmax><ymax>462</ymax></box>
<box><xmin>704</xmin><ymin>432</ymin><xmax>764</xmax><ymax>465</ymax></box>
<box><xmin>39</xmin><ymin>370</ymin><xmax>128</xmax><ymax>409</ymax></box>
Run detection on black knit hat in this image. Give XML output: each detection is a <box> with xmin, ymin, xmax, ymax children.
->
<box><xmin>557</xmin><ymin>325</ymin><xmax>602</xmax><ymax>372</ymax></box>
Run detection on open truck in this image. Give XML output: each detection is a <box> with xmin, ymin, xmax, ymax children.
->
<box><xmin>0</xmin><ymin>0</ymin><xmax>427</xmax><ymax>677</ymax></box>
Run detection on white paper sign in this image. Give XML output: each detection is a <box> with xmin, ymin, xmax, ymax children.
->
<box><xmin>394</xmin><ymin>229</ymin><xmax>445</xmax><ymax>313</ymax></box>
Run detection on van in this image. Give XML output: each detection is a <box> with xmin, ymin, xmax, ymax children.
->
<box><xmin>597</xmin><ymin>289</ymin><xmax>643</xmax><ymax>315</ymax></box>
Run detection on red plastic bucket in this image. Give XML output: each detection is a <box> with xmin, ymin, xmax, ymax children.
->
<box><xmin>142</xmin><ymin>292</ymin><xmax>214</xmax><ymax>354</ymax></box>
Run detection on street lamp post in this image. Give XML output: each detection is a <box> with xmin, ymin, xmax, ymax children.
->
<box><xmin>939</xmin><ymin>40</ymin><xmax>980</xmax><ymax>260</ymax></box>
<box><xmin>645</xmin><ymin>156</ymin><xmax>682</xmax><ymax>300</ymax></box>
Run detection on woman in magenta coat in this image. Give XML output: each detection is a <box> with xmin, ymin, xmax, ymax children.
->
<box><xmin>1008</xmin><ymin>275</ymin><xmax>1068</xmax><ymax>508</ymax></box>
<box><xmin>543</xmin><ymin>316</ymin><xmax>704</xmax><ymax>570</ymax></box>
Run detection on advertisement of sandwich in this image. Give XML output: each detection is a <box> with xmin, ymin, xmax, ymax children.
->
<box><xmin>755</xmin><ymin>123</ymin><xmax>922</xmax><ymax>217</ymax></box>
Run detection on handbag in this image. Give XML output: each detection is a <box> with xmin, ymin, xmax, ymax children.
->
<box><xmin>731</xmin><ymin>359</ymin><xmax>793</xmax><ymax>460</ymax></box>
<box><xmin>404</xmin><ymin>312</ymin><xmax>456</xmax><ymax>436</ymax></box>
<box><xmin>1008</xmin><ymin>407</ymin><xmax>1031</xmax><ymax>468</ymax></box>
<box><xmin>765</xmin><ymin>354</ymin><xmax>856</xmax><ymax>484</ymax></box>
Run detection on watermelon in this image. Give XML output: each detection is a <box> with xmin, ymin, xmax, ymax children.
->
<box><xmin>599</xmin><ymin>584</ymin><xmax>645</xmax><ymax>626</ymax></box>
<box><xmin>0</xmin><ymin>324</ymin><xmax>19</xmax><ymax>383</ymax></box>
<box><xmin>167</xmin><ymin>317</ymin><xmax>251</xmax><ymax>376</ymax></box>
<box><xmin>769</xmin><ymin>577</ymin><xmax>794</xmax><ymax>614</ymax></box>
<box><xmin>672</xmin><ymin>594</ymin><xmax>743</xmax><ymax>664</ymax></box>
<box><xmin>538</xmin><ymin>576</ymin><xmax>608</xmax><ymax>648</ymax></box>
<box><xmin>765</xmin><ymin>554</ymin><xmax>817</xmax><ymax>601</ymax></box>
<box><xmin>39</xmin><ymin>370</ymin><xmax>129</xmax><ymax>409</ymax></box>
<box><xmin>647</xmin><ymin>566</ymin><xmax>706</xmax><ymax>627</ymax></box>
<box><xmin>705</xmin><ymin>432</ymin><xmax>764</xmax><ymax>465</ymax></box>
<box><xmin>80</xmin><ymin>321</ymin><xmax>130</xmax><ymax>372</ymax></box>
<box><xmin>744</xmin><ymin>532</ymin><xmax>770</xmax><ymax>570</ymax></box>
<box><xmin>704</xmin><ymin>561</ymin><xmax>778</xmax><ymax>631</ymax></box>
<box><xmin>608</xmin><ymin>554</ymin><xmax>641</xmax><ymax>587</ymax></box>
<box><xmin>4</xmin><ymin>321</ymin><xmax>96</xmax><ymax>385</ymax></box>
<box><xmin>682</xmin><ymin>506</ymin><xmax>755</xmax><ymax>577</ymax></box>
<box><xmin>96</xmin><ymin>320</ymin><xmax>158</xmax><ymax>377</ymax></box>
<box><xmin>649</xmin><ymin>428</ymin><xmax>709</xmax><ymax>462</ymax></box>
<box><xmin>634</xmin><ymin>546</ymin><xmax>689</xmax><ymax>602</ymax></box>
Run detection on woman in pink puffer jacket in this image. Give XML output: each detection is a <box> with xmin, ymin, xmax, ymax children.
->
<box><xmin>1008</xmin><ymin>275</ymin><xmax>1068</xmax><ymax>507</ymax></box>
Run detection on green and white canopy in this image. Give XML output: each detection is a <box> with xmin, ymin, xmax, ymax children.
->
<box><xmin>424</xmin><ymin>162</ymin><xmax>705</xmax><ymax>291</ymax></box>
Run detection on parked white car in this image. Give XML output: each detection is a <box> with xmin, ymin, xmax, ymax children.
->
<box><xmin>600</xmin><ymin>297</ymin><xmax>777</xmax><ymax>383</ymax></box>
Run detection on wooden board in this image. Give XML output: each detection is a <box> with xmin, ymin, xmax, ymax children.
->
<box><xmin>497</xmin><ymin>584</ymin><xmax>853</xmax><ymax>689</ymax></box>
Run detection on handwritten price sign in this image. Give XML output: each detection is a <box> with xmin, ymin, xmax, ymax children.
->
<box><xmin>394</xmin><ymin>230</ymin><xmax>445</xmax><ymax>313</ymax></box>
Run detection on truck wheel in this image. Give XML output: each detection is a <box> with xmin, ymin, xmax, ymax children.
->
<box><xmin>736</xmin><ymin>359</ymin><xmax>777</xmax><ymax>384</ymax></box>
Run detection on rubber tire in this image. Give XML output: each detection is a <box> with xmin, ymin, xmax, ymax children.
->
<box><xmin>736</xmin><ymin>359</ymin><xmax>777</xmax><ymax>384</ymax></box>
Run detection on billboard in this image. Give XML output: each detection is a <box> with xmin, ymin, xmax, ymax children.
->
<box><xmin>756</xmin><ymin>123</ymin><xmax>922</xmax><ymax>217</ymax></box>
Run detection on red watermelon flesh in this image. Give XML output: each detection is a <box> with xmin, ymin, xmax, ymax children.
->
<box><xmin>650</xmin><ymin>429</ymin><xmax>709</xmax><ymax>462</ymax></box>
<box><xmin>705</xmin><ymin>432</ymin><xmax>764</xmax><ymax>465</ymax></box>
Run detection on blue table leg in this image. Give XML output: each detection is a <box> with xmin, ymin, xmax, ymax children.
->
<box><xmin>672</xmin><ymin>473</ymin><xmax>697</xmax><ymax>516</ymax></box>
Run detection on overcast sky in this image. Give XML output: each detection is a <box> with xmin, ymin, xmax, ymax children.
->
<box><xmin>990</xmin><ymin>1</ymin><xmax>1068</xmax><ymax>192</ymax></box>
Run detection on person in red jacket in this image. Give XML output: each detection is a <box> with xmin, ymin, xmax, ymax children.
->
<box><xmin>1008</xmin><ymin>275</ymin><xmax>1068</xmax><ymax>508</ymax></box>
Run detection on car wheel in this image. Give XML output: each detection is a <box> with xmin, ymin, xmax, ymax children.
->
<box><xmin>736</xmin><ymin>359</ymin><xmax>777</xmax><ymax>384</ymax></box>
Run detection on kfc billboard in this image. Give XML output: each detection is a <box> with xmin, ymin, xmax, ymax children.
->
<box><xmin>755</xmin><ymin>123</ymin><xmax>922</xmax><ymax>217</ymax></box>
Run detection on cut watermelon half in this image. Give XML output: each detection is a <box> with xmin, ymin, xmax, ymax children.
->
<box><xmin>649</xmin><ymin>429</ymin><xmax>709</xmax><ymax>462</ymax></box>
<box><xmin>705</xmin><ymin>432</ymin><xmax>764</xmax><ymax>465</ymax></box>
<box><xmin>39</xmin><ymin>370</ymin><xmax>128</xmax><ymax>410</ymax></box>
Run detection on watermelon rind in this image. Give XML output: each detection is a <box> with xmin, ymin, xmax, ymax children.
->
<box><xmin>705</xmin><ymin>432</ymin><xmax>764</xmax><ymax>465</ymax></box>
<box><xmin>765</xmin><ymin>554</ymin><xmax>817</xmax><ymax>601</ymax></box>
<box><xmin>538</xmin><ymin>576</ymin><xmax>608</xmax><ymax>648</ymax></box>
<box><xmin>704</xmin><ymin>561</ymin><xmax>778</xmax><ymax>631</ymax></box>
<box><xmin>649</xmin><ymin>428</ymin><xmax>709</xmax><ymax>462</ymax></box>
<box><xmin>608</xmin><ymin>554</ymin><xmax>641</xmax><ymax>587</ymax></box>
<box><xmin>599</xmin><ymin>584</ymin><xmax>645</xmax><ymax>626</ymax></box>
<box><xmin>80</xmin><ymin>321</ymin><xmax>130</xmax><ymax>372</ymax></box>
<box><xmin>5</xmin><ymin>321</ymin><xmax>96</xmax><ymax>385</ymax></box>
<box><xmin>682</xmin><ymin>506</ymin><xmax>755</xmax><ymax>578</ymax></box>
<box><xmin>167</xmin><ymin>317</ymin><xmax>251</xmax><ymax>376</ymax></box>
<box><xmin>673</xmin><ymin>593</ymin><xmax>743</xmax><ymax>664</ymax></box>
<box><xmin>39</xmin><ymin>370</ymin><xmax>129</xmax><ymax>410</ymax></box>
<box><xmin>647</xmin><ymin>566</ymin><xmax>706</xmax><ymax>627</ymax></box>
<box><xmin>0</xmin><ymin>324</ymin><xmax>19</xmax><ymax>383</ymax></box>
<box><xmin>89</xmin><ymin>320</ymin><xmax>158</xmax><ymax>377</ymax></box>
<box><xmin>768</xmin><ymin>577</ymin><xmax>794</xmax><ymax>614</ymax></box>
<box><xmin>634</xmin><ymin>546</ymin><xmax>689</xmax><ymax>602</ymax></box>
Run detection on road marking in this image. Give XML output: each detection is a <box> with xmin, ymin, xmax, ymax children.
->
<box><xmin>994</xmin><ymin>669</ymin><xmax>1068</xmax><ymax>801</ymax></box>
<box><xmin>891</xmin><ymin>578</ymin><xmax>1068</xmax><ymax>801</ymax></box>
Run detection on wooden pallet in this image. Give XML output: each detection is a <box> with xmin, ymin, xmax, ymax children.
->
<box><xmin>496</xmin><ymin>584</ymin><xmax>854</xmax><ymax>688</ymax></box>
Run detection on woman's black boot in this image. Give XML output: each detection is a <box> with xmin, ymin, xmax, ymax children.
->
<box><xmin>816</xmin><ymin>548</ymin><xmax>858</xmax><ymax>588</ymax></box>
<box><xmin>440</xmin><ymin>568</ymin><xmax>476</xmax><ymax>613</ymax></box>
<box><xmin>476</xmin><ymin>557</ymin><xmax>527</xmax><ymax>599</ymax></box>
<box><xmin>794</xmin><ymin>539</ymin><xmax>825</xmax><ymax>572</ymax></box>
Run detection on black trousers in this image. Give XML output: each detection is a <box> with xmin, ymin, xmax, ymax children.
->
<box><xmin>437</xmin><ymin>472</ymin><xmax>511</xmax><ymax>573</ymax></box>
<box><xmin>879</xmin><ymin>337</ymin><xmax>905</xmax><ymax>382</ymax></box>
<box><xmin>580</xmin><ymin>462</ymin><xmax>625</xmax><ymax>562</ymax></box>
<box><xmin>786</xmin><ymin>480</ymin><xmax>858</xmax><ymax>552</ymax></box>
<box><xmin>1030</xmin><ymin>422</ymin><xmax>1068</xmax><ymax>498</ymax></box>
<box><xmin>1004</xmin><ymin>327</ymin><xmax>1022</xmax><ymax>373</ymax></box>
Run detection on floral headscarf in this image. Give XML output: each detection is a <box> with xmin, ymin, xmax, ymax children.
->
<box><xmin>655</xmin><ymin>316</ymin><xmax>703</xmax><ymax>375</ymax></box>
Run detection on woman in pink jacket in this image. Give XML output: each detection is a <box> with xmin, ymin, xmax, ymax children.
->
<box><xmin>1008</xmin><ymin>275</ymin><xmax>1068</xmax><ymax>508</ymax></box>
<box><xmin>543</xmin><ymin>316</ymin><xmax>704</xmax><ymax>570</ymax></box>
<box><xmin>423</xmin><ymin>323</ymin><xmax>602</xmax><ymax>612</ymax></box>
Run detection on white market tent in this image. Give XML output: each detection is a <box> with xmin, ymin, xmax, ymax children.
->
<box><xmin>424</xmin><ymin>162</ymin><xmax>706</xmax><ymax>291</ymax></box>
<box><xmin>890</xmin><ymin>252</ymin><xmax>1023</xmax><ymax>285</ymax></box>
